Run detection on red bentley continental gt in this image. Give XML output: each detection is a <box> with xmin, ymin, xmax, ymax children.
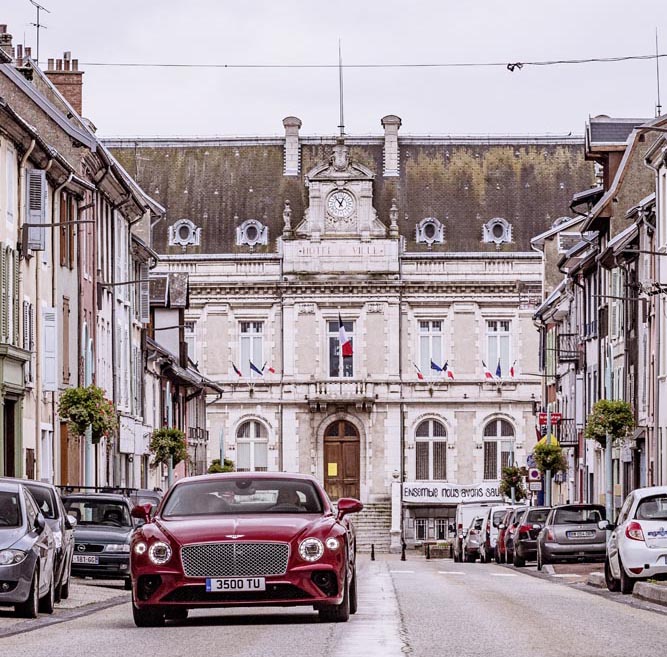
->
<box><xmin>129</xmin><ymin>472</ymin><xmax>363</xmax><ymax>627</ymax></box>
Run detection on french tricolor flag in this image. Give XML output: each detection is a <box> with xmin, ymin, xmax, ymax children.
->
<box><xmin>482</xmin><ymin>361</ymin><xmax>494</xmax><ymax>380</ymax></box>
<box><xmin>510</xmin><ymin>360</ymin><xmax>516</xmax><ymax>378</ymax></box>
<box><xmin>338</xmin><ymin>313</ymin><xmax>353</xmax><ymax>358</ymax></box>
<box><xmin>263</xmin><ymin>362</ymin><xmax>276</xmax><ymax>374</ymax></box>
<box><xmin>443</xmin><ymin>361</ymin><xmax>455</xmax><ymax>380</ymax></box>
<box><xmin>413</xmin><ymin>362</ymin><xmax>424</xmax><ymax>380</ymax></box>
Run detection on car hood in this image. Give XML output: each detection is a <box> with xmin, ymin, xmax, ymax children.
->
<box><xmin>73</xmin><ymin>525</ymin><xmax>133</xmax><ymax>543</ymax></box>
<box><xmin>157</xmin><ymin>514</ymin><xmax>334</xmax><ymax>545</ymax></box>
<box><xmin>0</xmin><ymin>526</ymin><xmax>25</xmax><ymax>549</ymax></box>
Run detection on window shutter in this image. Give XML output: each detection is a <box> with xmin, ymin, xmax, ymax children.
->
<box><xmin>13</xmin><ymin>250</ymin><xmax>19</xmax><ymax>345</ymax></box>
<box><xmin>23</xmin><ymin>301</ymin><xmax>30</xmax><ymax>351</ymax></box>
<box><xmin>139</xmin><ymin>263</ymin><xmax>150</xmax><ymax>324</ymax></box>
<box><xmin>42</xmin><ymin>307</ymin><xmax>58</xmax><ymax>391</ymax></box>
<box><xmin>26</xmin><ymin>169</ymin><xmax>47</xmax><ymax>251</ymax></box>
<box><xmin>0</xmin><ymin>244</ymin><xmax>7</xmax><ymax>342</ymax></box>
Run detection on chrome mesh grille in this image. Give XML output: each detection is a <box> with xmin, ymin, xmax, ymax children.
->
<box><xmin>181</xmin><ymin>542</ymin><xmax>290</xmax><ymax>577</ymax></box>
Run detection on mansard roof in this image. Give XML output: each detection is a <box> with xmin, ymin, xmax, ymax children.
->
<box><xmin>106</xmin><ymin>129</ymin><xmax>594</xmax><ymax>256</ymax></box>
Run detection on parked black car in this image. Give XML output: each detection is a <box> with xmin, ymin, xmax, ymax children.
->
<box><xmin>537</xmin><ymin>504</ymin><xmax>606</xmax><ymax>570</ymax></box>
<box><xmin>502</xmin><ymin>507</ymin><xmax>528</xmax><ymax>565</ymax></box>
<box><xmin>511</xmin><ymin>506</ymin><xmax>551</xmax><ymax>567</ymax></box>
<box><xmin>62</xmin><ymin>493</ymin><xmax>135</xmax><ymax>589</ymax></box>
<box><xmin>1</xmin><ymin>478</ymin><xmax>77</xmax><ymax>602</ymax></box>
<box><xmin>0</xmin><ymin>481</ymin><xmax>57</xmax><ymax>617</ymax></box>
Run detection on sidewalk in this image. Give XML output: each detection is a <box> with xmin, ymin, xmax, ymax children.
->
<box><xmin>587</xmin><ymin>569</ymin><xmax>667</xmax><ymax>607</ymax></box>
<box><xmin>0</xmin><ymin>578</ymin><xmax>130</xmax><ymax>635</ymax></box>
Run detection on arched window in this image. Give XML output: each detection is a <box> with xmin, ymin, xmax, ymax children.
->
<box><xmin>236</xmin><ymin>420</ymin><xmax>268</xmax><ymax>472</ymax></box>
<box><xmin>415</xmin><ymin>419</ymin><xmax>447</xmax><ymax>480</ymax></box>
<box><xmin>483</xmin><ymin>419</ymin><xmax>515</xmax><ymax>480</ymax></box>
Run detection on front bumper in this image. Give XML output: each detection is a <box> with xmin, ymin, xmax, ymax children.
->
<box><xmin>620</xmin><ymin>541</ymin><xmax>667</xmax><ymax>579</ymax></box>
<box><xmin>542</xmin><ymin>541</ymin><xmax>606</xmax><ymax>562</ymax></box>
<box><xmin>132</xmin><ymin>562</ymin><xmax>347</xmax><ymax>609</ymax></box>
<box><xmin>71</xmin><ymin>554</ymin><xmax>130</xmax><ymax>580</ymax></box>
<box><xmin>0</xmin><ymin>559</ymin><xmax>35</xmax><ymax>606</ymax></box>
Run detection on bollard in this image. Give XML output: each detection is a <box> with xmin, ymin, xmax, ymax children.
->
<box><xmin>426</xmin><ymin>543</ymin><xmax>431</xmax><ymax>559</ymax></box>
<box><xmin>401</xmin><ymin>542</ymin><xmax>406</xmax><ymax>561</ymax></box>
<box><xmin>371</xmin><ymin>543</ymin><xmax>375</xmax><ymax>561</ymax></box>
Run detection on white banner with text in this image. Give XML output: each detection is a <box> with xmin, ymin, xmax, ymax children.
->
<box><xmin>402</xmin><ymin>481</ymin><xmax>502</xmax><ymax>504</ymax></box>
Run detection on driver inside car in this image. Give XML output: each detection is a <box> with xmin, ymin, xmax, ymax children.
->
<box><xmin>274</xmin><ymin>488</ymin><xmax>302</xmax><ymax>509</ymax></box>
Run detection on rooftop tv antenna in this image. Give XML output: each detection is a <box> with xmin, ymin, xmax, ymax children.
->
<box><xmin>338</xmin><ymin>39</ymin><xmax>345</xmax><ymax>137</ymax></box>
<box><xmin>29</xmin><ymin>0</ymin><xmax>50</xmax><ymax>65</ymax></box>
<box><xmin>656</xmin><ymin>27</ymin><xmax>662</xmax><ymax>117</ymax></box>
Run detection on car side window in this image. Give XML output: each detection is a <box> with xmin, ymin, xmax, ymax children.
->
<box><xmin>24</xmin><ymin>492</ymin><xmax>37</xmax><ymax>528</ymax></box>
<box><xmin>617</xmin><ymin>495</ymin><xmax>633</xmax><ymax>525</ymax></box>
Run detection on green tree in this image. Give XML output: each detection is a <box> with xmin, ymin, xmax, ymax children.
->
<box><xmin>207</xmin><ymin>458</ymin><xmax>235</xmax><ymax>474</ymax></box>
<box><xmin>533</xmin><ymin>441</ymin><xmax>568</xmax><ymax>475</ymax></box>
<box><xmin>149</xmin><ymin>428</ymin><xmax>187</xmax><ymax>467</ymax></box>
<box><xmin>58</xmin><ymin>386</ymin><xmax>118</xmax><ymax>445</ymax></box>
<box><xmin>499</xmin><ymin>465</ymin><xmax>527</xmax><ymax>502</ymax></box>
<box><xmin>584</xmin><ymin>399</ymin><xmax>634</xmax><ymax>448</ymax></box>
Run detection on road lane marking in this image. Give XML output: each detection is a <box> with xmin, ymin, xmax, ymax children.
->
<box><xmin>438</xmin><ymin>571</ymin><xmax>465</xmax><ymax>575</ymax></box>
<box><xmin>389</xmin><ymin>570</ymin><xmax>414</xmax><ymax>574</ymax></box>
<box><xmin>491</xmin><ymin>573</ymin><xmax>517</xmax><ymax>577</ymax></box>
<box><xmin>553</xmin><ymin>574</ymin><xmax>581</xmax><ymax>578</ymax></box>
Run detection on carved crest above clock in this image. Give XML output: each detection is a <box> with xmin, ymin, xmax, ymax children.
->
<box><xmin>296</xmin><ymin>138</ymin><xmax>387</xmax><ymax>240</ymax></box>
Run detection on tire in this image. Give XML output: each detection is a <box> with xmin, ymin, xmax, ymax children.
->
<box><xmin>318</xmin><ymin>574</ymin><xmax>350</xmax><ymax>623</ymax></box>
<box><xmin>349</xmin><ymin>568</ymin><xmax>358</xmax><ymax>615</ymax></box>
<box><xmin>605</xmin><ymin>557</ymin><xmax>620</xmax><ymax>592</ymax></box>
<box><xmin>618</xmin><ymin>556</ymin><xmax>636</xmax><ymax>595</ymax></box>
<box><xmin>39</xmin><ymin>570</ymin><xmax>55</xmax><ymax>614</ymax></box>
<box><xmin>132</xmin><ymin>597</ymin><xmax>165</xmax><ymax>628</ymax></box>
<box><xmin>60</xmin><ymin>569</ymin><xmax>70</xmax><ymax>600</ymax></box>
<box><xmin>536</xmin><ymin>547</ymin><xmax>543</xmax><ymax>571</ymax></box>
<box><xmin>513</xmin><ymin>551</ymin><xmax>525</xmax><ymax>568</ymax></box>
<box><xmin>124</xmin><ymin>578</ymin><xmax>133</xmax><ymax>591</ymax></box>
<box><xmin>15</xmin><ymin>569</ymin><xmax>39</xmax><ymax>619</ymax></box>
<box><xmin>465</xmin><ymin>551</ymin><xmax>476</xmax><ymax>563</ymax></box>
<box><xmin>479</xmin><ymin>547</ymin><xmax>487</xmax><ymax>564</ymax></box>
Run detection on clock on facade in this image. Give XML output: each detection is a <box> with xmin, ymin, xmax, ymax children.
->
<box><xmin>326</xmin><ymin>190</ymin><xmax>356</xmax><ymax>219</ymax></box>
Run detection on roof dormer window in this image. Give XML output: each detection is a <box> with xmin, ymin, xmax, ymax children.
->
<box><xmin>483</xmin><ymin>217</ymin><xmax>512</xmax><ymax>245</ymax></box>
<box><xmin>236</xmin><ymin>219</ymin><xmax>268</xmax><ymax>247</ymax></box>
<box><xmin>416</xmin><ymin>217</ymin><xmax>445</xmax><ymax>246</ymax></box>
<box><xmin>168</xmin><ymin>219</ymin><xmax>201</xmax><ymax>248</ymax></box>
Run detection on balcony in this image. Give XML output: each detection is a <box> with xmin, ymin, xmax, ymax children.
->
<box><xmin>188</xmin><ymin>427</ymin><xmax>209</xmax><ymax>444</ymax></box>
<box><xmin>557</xmin><ymin>333</ymin><xmax>579</xmax><ymax>363</ymax></box>
<box><xmin>306</xmin><ymin>380</ymin><xmax>375</xmax><ymax>413</ymax></box>
<box><xmin>558</xmin><ymin>418</ymin><xmax>579</xmax><ymax>447</ymax></box>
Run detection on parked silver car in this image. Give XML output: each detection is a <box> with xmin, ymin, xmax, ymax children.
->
<box><xmin>462</xmin><ymin>516</ymin><xmax>484</xmax><ymax>562</ymax></box>
<box><xmin>0</xmin><ymin>481</ymin><xmax>57</xmax><ymax>617</ymax></box>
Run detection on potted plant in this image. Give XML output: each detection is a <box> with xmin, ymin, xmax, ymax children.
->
<box><xmin>58</xmin><ymin>385</ymin><xmax>117</xmax><ymax>444</ymax></box>
<box><xmin>584</xmin><ymin>399</ymin><xmax>634</xmax><ymax>448</ymax></box>
<box><xmin>207</xmin><ymin>458</ymin><xmax>235</xmax><ymax>473</ymax></box>
<box><xmin>149</xmin><ymin>427</ymin><xmax>188</xmax><ymax>467</ymax></box>
<box><xmin>533</xmin><ymin>439</ymin><xmax>568</xmax><ymax>475</ymax></box>
<box><xmin>500</xmin><ymin>465</ymin><xmax>527</xmax><ymax>502</ymax></box>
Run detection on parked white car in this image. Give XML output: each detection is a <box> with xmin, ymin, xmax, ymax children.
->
<box><xmin>604</xmin><ymin>486</ymin><xmax>667</xmax><ymax>594</ymax></box>
<box><xmin>479</xmin><ymin>504</ymin><xmax>522</xmax><ymax>563</ymax></box>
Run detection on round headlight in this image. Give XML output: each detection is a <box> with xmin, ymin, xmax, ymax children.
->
<box><xmin>299</xmin><ymin>538</ymin><xmax>324</xmax><ymax>562</ymax></box>
<box><xmin>148</xmin><ymin>541</ymin><xmax>172</xmax><ymax>565</ymax></box>
<box><xmin>134</xmin><ymin>542</ymin><xmax>147</xmax><ymax>555</ymax></box>
<box><xmin>0</xmin><ymin>549</ymin><xmax>26</xmax><ymax>566</ymax></box>
<box><xmin>325</xmin><ymin>537</ymin><xmax>340</xmax><ymax>551</ymax></box>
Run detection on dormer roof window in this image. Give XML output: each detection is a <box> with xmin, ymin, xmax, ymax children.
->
<box><xmin>483</xmin><ymin>217</ymin><xmax>512</xmax><ymax>245</ymax></box>
<box><xmin>237</xmin><ymin>219</ymin><xmax>268</xmax><ymax>247</ymax></box>
<box><xmin>168</xmin><ymin>219</ymin><xmax>201</xmax><ymax>248</ymax></box>
<box><xmin>416</xmin><ymin>217</ymin><xmax>445</xmax><ymax>246</ymax></box>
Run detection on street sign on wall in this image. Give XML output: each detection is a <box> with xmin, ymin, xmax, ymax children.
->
<box><xmin>529</xmin><ymin>481</ymin><xmax>543</xmax><ymax>492</ymax></box>
<box><xmin>527</xmin><ymin>468</ymin><xmax>541</xmax><ymax>482</ymax></box>
<box><xmin>538</xmin><ymin>412</ymin><xmax>562</xmax><ymax>426</ymax></box>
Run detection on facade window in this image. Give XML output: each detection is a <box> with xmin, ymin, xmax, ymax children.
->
<box><xmin>435</xmin><ymin>518</ymin><xmax>448</xmax><ymax>540</ymax></box>
<box><xmin>415</xmin><ymin>217</ymin><xmax>445</xmax><ymax>245</ymax></box>
<box><xmin>482</xmin><ymin>217</ymin><xmax>512</xmax><ymax>245</ymax></box>
<box><xmin>483</xmin><ymin>419</ymin><xmax>515</xmax><ymax>480</ymax></box>
<box><xmin>236</xmin><ymin>219</ymin><xmax>268</xmax><ymax>247</ymax></box>
<box><xmin>415</xmin><ymin>419</ymin><xmax>447</xmax><ymax>480</ymax></box>
<box><xmin>486</xmin><ymin>320</ymin><xmax>511</xmax><ymax>377</ymax></box>
<box><xmin>59</xmin><ymin>192</ymin><xmax>75</xmax><ymax>269</ymax></box>
<box><xmin>414</xmin><ymin>518</ymin><xmax>427</xmax><ymax>541</ymax></box>
<box><xmin>168</xmin><ymin>219</ymin><xmax>201</xmax><ymax>248</ymax></box>
<box><xmin>419</xmin><ymin>320</ymin><xmax>443</xmax><ymax>375</ymax></box>
<box><xmin>6</xmin><ymin>146</ymin><xmax>15</xmax><ymax>226</ymax></box>
<box><xmin>239</xmin><ymin>321</ymin><xmax>264</xmax><ymax>377</ymax></box>
<box><xmin>236</xmin><ymin>420</ymin><xmax>268</xmax><ymax>472</ymax></box>
<box><xmin>185</xmin><ymin>320</ymin><xmax>196</xmax><ymax>363</ymax></box>
<box><xmin>328</xmin><ymin>320</ymin><xmax>353</xmax><ymax>378</ymax></box>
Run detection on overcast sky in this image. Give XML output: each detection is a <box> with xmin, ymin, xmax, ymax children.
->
<box><xmin>3</xmin><ymin>0</ymin><xmax>667</xmax><ymax>138</ymax></box>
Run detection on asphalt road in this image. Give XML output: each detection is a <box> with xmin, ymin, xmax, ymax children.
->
<box><xmin>1</xmin><ymin>557</ymin><xmax>666</xmax><ymax>657</ymax></box>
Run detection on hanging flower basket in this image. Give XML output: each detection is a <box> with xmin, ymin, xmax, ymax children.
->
<box><xmin>58</xmin><ymin>386</ymin><xmax>117</xmax><ymax>445</ymax></box>
<box><xmin>149</xmin><ymin>427</ymin><xmax>188</xmax><ymax>467</ymax></box>
<box><xmin>500</xmin><ymin>465</ymin><xmax>527</xmax><ymax>501</ymax></box>
<box><xmin>584</xmin><ymin>399</ymin><xmax>634</xmax><ymax>448</ymax></box>
<box><xmin>533</xmin><ymin>441</ymin><xmax>568</xmax><ymax>475</ymax></box>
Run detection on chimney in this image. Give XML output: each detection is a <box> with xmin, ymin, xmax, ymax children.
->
<box><xmin>45</xmin><ymin>51</ymin><xmax>84</xmax><ymax>116</ymax></box>
<box><xmin>282</xmin><ymin>116</ymin><xmax>302</xmax><ymax>176</ymax></box>
<box><xmin>0</xmin><ymin>25</ymin><xmax>13</xmax><ymax>63</ymax></box>
<box><xmin>381</xmin><ymin>115</ymin><xmax>402</xmax><ymax>177</ymax></box>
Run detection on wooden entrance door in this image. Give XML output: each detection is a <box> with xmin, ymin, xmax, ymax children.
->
<box><xmin>323</xmin><ymin>420</ymin><xmax>360</xmax><ymax>500</ymax></box>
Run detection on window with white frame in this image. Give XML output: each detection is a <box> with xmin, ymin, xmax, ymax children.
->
<box><xmin>236</xmin><ymin>420</ymin><xmax>268</xmax><ymax>472</ymax></box>
<box><xmin>6</xmin><ymin>146</ymin><xmax>15</xmax><ymax>226</ymax></box>
<box><xmin>486</xmin><ymin>320</ymin><xmax>511</xmax><ymax>377</ymax></box>
<box><xmin>415</xmin><ymin>419</ymin><xmax>447</xmax><ymax>480</ymax></box>
<box><xmin>239</xmin><ymin>321</ymin><xmax>264</xmax><ymax>377</ymax></box>
<box><xmin>184</xmin><ymin>320</ymin><xmax>196</xmax><ymax>363</ymax></box>
<box><xmin>414</xmin><ymin>518</ymin><xmax>428</xmax><ymax>541</ymax></box>
<box><xmin>483</xmin><ymin>419</ymin><xmax>515</xmax><ymax>480</ymax></box>
<box><xmin>435</xmin><ymin>518</ymin><xmax>448</xmax><ymax>540</ymax></box>
<box><xmin>328</xmin><ymin>319</ymin><xmax>354</xmax><ymax>378</ymax></box>
<box><xmin>419</xmin><ymin>320</ymin><xmax>443</xmax><ymax>375</ymax></box>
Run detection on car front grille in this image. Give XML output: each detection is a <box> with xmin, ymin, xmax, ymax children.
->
<box><xmin>181</xmin><ymin>542</ymin><xmax>290</xmax><ymax>578</ymax></box>
<box><xmin>75</xmin><ymin>543</ymin><xmax>105</xmax><ymax>553</ymax></box>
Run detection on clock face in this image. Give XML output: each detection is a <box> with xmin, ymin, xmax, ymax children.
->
<box><xmin>327</xmin><ymin>190</ymin><xmax>355</xmax><ymax>219</ymax></box>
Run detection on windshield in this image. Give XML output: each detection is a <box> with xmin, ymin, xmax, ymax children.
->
<box><xmin>635</xmin><ymin>495</ymin><xmax>667</xmax><ymax>521</ymax></box>
<box><xmin>554</xmin><ymin>506</ymin><xmax>605</xmax><ymax>524</ymax></box>
<box><xmin>24</xmin><ymin>485</ymin><xmax>57</xmax><ymax>519</ymax></box>
<box><xmin>162</xmin><ymin>478</ymin><xmax>324</xmax><ymax>517</ymax></box>
<box><xmin>526</xmin><ymin>509</ymin><xmax>550</xmax><ymax>524</ymax></box>
<box><xmin>492</xmin><ymin>510</ymin><xmax>506</xmax><ymax>527</ymax></box>
<box><xmin>63</xmin><ymin>498</ymin><xmax>132</xmax><ymax>527</ymax></box>
<box><xmin>0</xmin><ymin>491</ymin><xmax>21</xmax><ymax>527</ymax></box>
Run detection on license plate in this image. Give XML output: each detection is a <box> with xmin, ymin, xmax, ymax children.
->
<box><xmin>567</xmin><ymin>531</ymin><xmax>595</xmax><ymax>538</ymax></box>
<box><xmin>205</xmin><ymin>577</ymin><xmax>266</xmax><ymax>592</ymax></box>
<box><xmin>72</xmin><ymin>555</ymin><xmax>99</xmax><ymax>565</ymax></box>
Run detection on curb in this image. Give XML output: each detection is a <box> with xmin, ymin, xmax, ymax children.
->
<box><xmin>587</xmin><ymin>572</ymin><xmax>606</xmax><ymax>588</ymax></box>
<box><xmin>633</xmin><ymin>582</ymin><xmax>667</xmax><ymax>607</ymax></box>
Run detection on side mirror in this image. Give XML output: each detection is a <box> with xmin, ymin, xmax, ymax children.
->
<box><xmin>462</xmin><ymin>528</ymin><xmax>469</xmax><ymax>537</ymax></box>
<box><xmin>65</xmin><ymin>514</ymin><xmax>78</xmax><ymax>530</ymax></box>
<box><xmin>336</xmin><ymin>498</ymin><xmax>363</xmax><ymax>520</ymax></box>
<box><xmin>131</xmin><ymin>503</ymin><xmax>153</xmax><ymax>525</ymax></box>
<box><xmin>498</xmin><ymin>524</ymin><xmax>506</xmax><ymax>530</ymax></box>
<box><xmin>35</xmin><ymin>513</ymin><xmax>46</xmax><ymax>533</ymax></box>
<box><xmin>533</xmin><ymin>524</ymin><xmax>541</xmax><ymax>530</ymax></box>
<box><xmin>598</xmin><ymin>520</ymin><xmax>614</xmax><ymax>531</ymax></box>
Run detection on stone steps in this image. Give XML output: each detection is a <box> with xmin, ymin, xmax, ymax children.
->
<box><xmin>349</xmin><ymin>502</ymin><xmax>392</xmax><ymax>553</ymax></box>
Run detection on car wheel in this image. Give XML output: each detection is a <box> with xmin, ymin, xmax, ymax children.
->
<box><xmin>318</xmin><ymin>574</ymin><xmax>350</xmax><ymax>623</ymax></box>
<box><xmin>132</xmin><ymin>596</ymin><xmax>165</xmax><ymax>627</ymax></box>
<box><xmin>124</xmin><ymin>578</ymin><xmax>133</xmax><ymax>591</ymax></box>
<box><xmin>39</xmin><ymin>570</ymin><xmax>55</xmax><ymax>614</ymax></box>
<box><xmin>349</xmin><ymin>568</ymin><xmax>358</xmax><ymax>615</ymax></box>
<box><xmin>605</xmin><ymin>557</ymin><xmax>620</xmax><ymax>592</ymax></box>
<box><xmin>15</xmin><ymin>569</ymin><xmax>39</xmax><ymax>619</ymax></box>
<box><xmin>480</xmin><ymin>547</ymin><xmax>487</xmax><ymax>563</ymax></box>
<box><xmin>537</xmin><ymin>547</ymin><xmax>543</xmax><ymax>571</ymax></box>
<box><xmin>513</xmin><ymin>551</ymin><xmax>525</xmax><ymax>568</ymax></box>
<box><xmin>60</xmin><ymin>569</ymin><xmax>70</xmax><ymax>601</ymax></box>
<box><xmin>618</xmin><ymin>556</ymin><xmax>636</xmax><ymax>595</ymax></box>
